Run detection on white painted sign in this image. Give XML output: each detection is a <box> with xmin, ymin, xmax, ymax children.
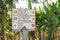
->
<box><xmin>12</xmin><ymin>8</ymin><xmax>35</xmax><ymax>31</ymax></box>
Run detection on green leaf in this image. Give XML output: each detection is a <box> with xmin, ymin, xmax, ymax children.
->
<box><xmin>28</xmin><ymin>0</ymin><xmax>32</xmax><ymax>9</ymax></box>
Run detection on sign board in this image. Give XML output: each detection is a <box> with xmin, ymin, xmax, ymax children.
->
<box><xmin>12</xmin><ymin>8</ymin><xmax>35</xmax><ymax>31</ymax></box>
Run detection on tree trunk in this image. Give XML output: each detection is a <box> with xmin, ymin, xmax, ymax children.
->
<box><xmin>48</xmin><ymin>32</ymin><xmax>51</xmax><ymax>40</ymax></box>
<box><xmin>48</xmin><ymin>30</ymin><xmax>52</xmax><ymax>40</ymax></box>
<box><xmin>0</xmin><ymin>12</ymin><xmax>4</xmax><ymax>40</ymax></box>
<box><xmin>39</xmin><ymin>30</ymin><xmax>41</xmax><ymax>40</ymax></box>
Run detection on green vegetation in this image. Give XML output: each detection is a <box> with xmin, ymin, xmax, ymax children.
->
<box><xmin>28</xmin><ymin>0</ymin><xmax>60</xmax><ymax>40</ymax></box>
<box><xmin>0</xmin><ymin>0</ymin><xmax>18</xmax><ymax>40</ymax></box>
<box><xmin>0</xmin><ymin>0</ymin><xmax>60</xmax><ymax>40</ymax></box>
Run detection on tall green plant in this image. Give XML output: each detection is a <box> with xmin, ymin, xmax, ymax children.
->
<box><xmin>43</xmin><ymin>2</ymin><xmax>60</xmax><ymax>40</ymax></box>
<box><xmin>57</xmin><ymin>0</ymin><xmax>60</xmax><ymax>10</ymax></box>
<box><xmin>0</xmin><ymin>0</ymin><xmax>18</xmax><ymax>40</ymax></box>
<box><xmin>28</xmin><ymin>0</ymin><xmax>60</xmax><ymax>40</ymax></box>
<box><xmin>28</xmin><ymin>0</ymin><xmax>32</xmax><ymax>9</ymax></box>
<box><xmin>34</xmin><ymin>1</ymin><xmax>60</xmax><ymax>40</ymax></box>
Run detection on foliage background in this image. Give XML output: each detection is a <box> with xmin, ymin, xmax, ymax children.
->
<box><xmin>0</xmin><ymin>0</ymin><xmax>60</xmax><ymax>40</ymax></box>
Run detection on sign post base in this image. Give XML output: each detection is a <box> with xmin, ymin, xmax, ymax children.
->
<box><xmin>20</xmin><ymin>27</ymin><xmax>28</xmax><ymax>40</ymax></box>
